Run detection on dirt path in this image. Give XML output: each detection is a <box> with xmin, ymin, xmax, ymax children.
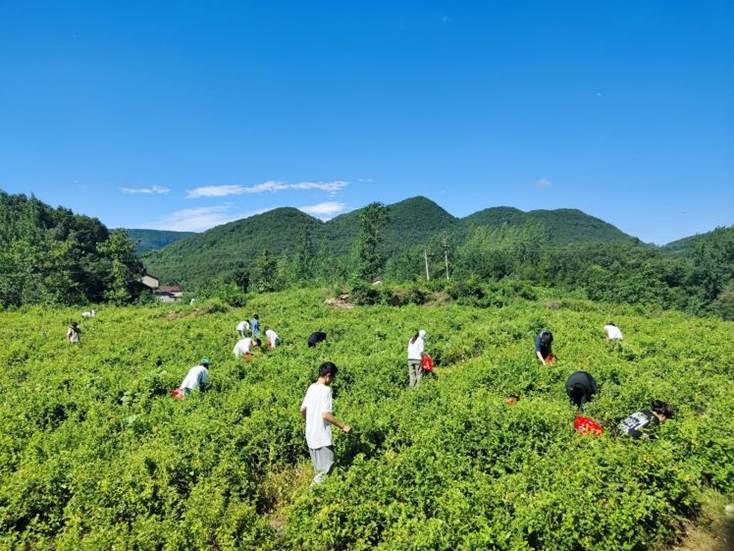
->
<box><xmin>672</xmin><ymin>492</ymin><xmax>734</xmax><ymax>551</ymax></box>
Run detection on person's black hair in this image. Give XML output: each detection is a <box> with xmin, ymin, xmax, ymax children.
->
<box><xmin>319</xmin><ymin>361</ymin><xmax>338</xmax><ymax>378</ymax></box>
<box><xmin>253</xmin><ymin>314</ymin><xmax>259</xmax><ymax>320</ymax></box>
<box><xmin>254</xmin><ymin>338</ymin><xmax>262</xmax><ymax>347</ymax></box>
<box><xmin>652</xmin><ymin>400</ymin><xmax>673</xmax><ymax>418</ymax></box>
<box><xmin>540</xmin><ymin>330</ymin><xmax>552</xmax><ymax>345</ymax></box>
<box><xmin>410</xmin><ymin>331</ymin><xmax>420</xmax><ymax>344</ymax></box>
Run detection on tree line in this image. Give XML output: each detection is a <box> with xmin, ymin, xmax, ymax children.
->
<box><xmin>0</xmin><ymin>192</ymin><xmax>144</xmax><ymax>307</ymax></box>
<box><xmin>208</xmin><ymin>202</ymin><xmax>734</xmax><ymax>320</ymax></box>
<box><xmin>2</xmin><ymin>192</ymin><xmax>732</xmax><ymax>320</ymax></box>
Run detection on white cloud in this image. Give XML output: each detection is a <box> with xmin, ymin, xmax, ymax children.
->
<box><xmin>534</xmin><ymin>178</ymin><xmax>552</xmax><ymax>189</ymax></box>
<box><xmin>299</xmin><ymin>201</ymin><xmax>348</xmax><ymax>220</ymax></box>
<box><xmin>121</xmin><ymin>185</ymin><xmax>170</xmax><ymax>194</ymax></box>
<box><xmin>144</xmin><ymin>205</ymin><xmax>271</xmax><ymax>232</ymax></box>
<box><xmin>186</xmin><ymin>180</ymin><xmax>348</xmax><ymax>199</ymax></box>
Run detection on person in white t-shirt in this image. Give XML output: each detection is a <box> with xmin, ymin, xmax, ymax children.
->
<box><xmin>233</xmin><ymin>337</ymin><xmax>261</xmax><ymax>360</ymax></box>
<box><xmin>236</xmin><ymin>320</ymin><xmax>250</xmax><ymax>338</ymax></box>
<box><xmin>603</xmin><ymin>323</ymin><xmax>623</xmax><ymax>341</ymax></box>
<box><xmin>407</xmin><ymin>330</ymin><xmax>427</xmax><ymax>388</ymax></box>
<box><xmin>265</xmin><ymin>328</ymin><xmax>279</xmax><ymax>349</ymax></box>
<box><xmin>300</xmin><ymin>362</ymin><xmax>351</xmax><ymax>484</ymax></box>
<box><xmin>178</xmin><ymin>359</ymin><xmax>210</xmax><ymax>396</ymax></box>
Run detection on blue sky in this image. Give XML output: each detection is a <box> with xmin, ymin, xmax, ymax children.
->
<box><xmin>1</xmin><ymin>1</ymin><xmax>732</xmax><ymax>244</ymax></box>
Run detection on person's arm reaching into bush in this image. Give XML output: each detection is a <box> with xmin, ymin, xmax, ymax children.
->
<box><xmin>322</xmin><ymin>411</ymin><xmax>351</xmax><ymax>433</ymax></box>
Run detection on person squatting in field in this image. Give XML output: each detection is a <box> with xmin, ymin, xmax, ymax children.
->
<box><xmin>300</xmin><ymin>362</ymin><xmax>351</xmax><ymax>485</ymax></box>
<box><xmin>265</xmin><ymin>327</ymin><xmax>279</xmax><ymax>349</ymax></box>
<box><xmin>407</xmin><ymin>330</ymin><xmax>427</xmax><ymax>388</ymax></box>
<box><xmin>307</xmin><ymin>331</ymin><xmax>327</xmax><ymax>348</ymax></box>
<box><xmin>236</xmin><ymin>320</ymin><xmax>250</xmax><ymax>338</ymax></box>
<box><xmin>67</xmin><ymin>322</ymin><xmax>81</xmax><ymax>343</ymax></box>
<box><xmin>233</xmin><ymin>337</ymin><xmax>261</xmax><ymax>359</ymax></box>
<box><xmin>565</xmin><ymin>371</ymin><xmax>598</xmax><ymax>409</ymax></box>
<box><xmin>603</xmin><ymin>322</ymin><xmax>623</xmax><ymax>341</ymax></box>
<box><xmin>177</xmin><ymin>359</ymin><xmax>210</xmax><ymax>397</ymax></box>
<box><xmin>535</xmin><ymin>329</ymin><xmax>555</xmax><ymax>365</ymax></box>
<box><xmin>619</xmin><ymin>400</ymin><xmax>674</xmax><ymax>439</ymax></box>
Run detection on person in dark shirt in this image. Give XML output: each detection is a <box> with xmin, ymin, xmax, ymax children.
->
<box><xmin>619</xmin><ymin>400</ymin><xmax>673</xmax><ymax>439</ymax></box>
<box><xmin>534</xmin><ymin>330</ymin><xmax>555</xmax><ymax>365</ymax></box>
<box><xmin>308</xmin><ymin>331</ymin><xmax>327</xmax><ymax>348</ymax></box>
<box><xmin>565</xmin><ymin>371</ymin><xmax>598</xmax><ymax>409</ymax></box>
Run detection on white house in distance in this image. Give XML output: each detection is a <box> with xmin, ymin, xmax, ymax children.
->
<box><xmin>140</xmin><ymin>274</ymin><xmax>160</xmax><ymax>290</ymax></box>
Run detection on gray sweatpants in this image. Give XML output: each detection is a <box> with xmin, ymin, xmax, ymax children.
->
<box><xmin>408</xmin><ymin>360</ymin><xmax>422</xmax><ymax>388</ymax></box>
<box><xmin>309</xmin><ymin>446</ymin><xmax>335</xmax><ymax>484</ymax></box>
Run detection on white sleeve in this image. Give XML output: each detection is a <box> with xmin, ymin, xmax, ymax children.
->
<box><xmin>322</xmin><ymin>388</ymin><xmax>333</xmax><ymax>414</ymax></box>
<box><xmin>300</xmin><ymin>389</ymin><xmax>309</xmax><ymax>411</ymax></box>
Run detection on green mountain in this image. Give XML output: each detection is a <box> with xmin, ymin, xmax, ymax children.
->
<box><xmin>143</xmin><ymin>196</ymin><xmax>637</xmax><ymax>287</ymax></box>
<box><xmin>463</xmin><ymin>207</ymin><xmax>634</xmax><ymax>245</ymax></box>
<box><xmin>663</xmin><ymin>226</ymin><xmax>734</xmax><ymax>256</ymax></box>
<box><xmin>123</xmin><ymin>229</ymin><xmax>196</xmax><ymax>254</ymax></box>
<box><xmin>324</xmin><ymin>196</ymin><xmax>459</xmax><ymax>257</ymax></box>
<box><xmin>143</xmin><ymin>208</ymin><xmax>322</xmax><ymax>285</ymax></box>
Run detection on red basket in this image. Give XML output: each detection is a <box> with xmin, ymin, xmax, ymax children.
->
<box><xmin>421</xmin><ymin>354</ymin><xmax>433</xmax><ymax>372</ymax></box>
<box><xmin>171</xmin><ymin>388</ymin><xmax>185</xmax><ymax>400</ymax></box>
<box><xmin>574</xmin><ymin>415</ymin><xmax>603</xmax><ymax>436</ymax></box>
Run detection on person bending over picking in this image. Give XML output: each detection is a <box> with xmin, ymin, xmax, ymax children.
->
<box><xmin>300</xmin><ymin>362</ymin><xmax>351</xmax><ymax>485</ymax></box>
<box><xmin>67</xmin><ymin>322</ymin><xmax>81</xmax><ymax>344</ymax></box>
<box><xmin>535</xmin><ymin>329</ymin><xmax>555</xmax><ymax>365</ymax></box>
<box><xmin>233</xmin><ymin>337</ymin><xmax>261</xmax><ymax>359</ymax></box>
<box><xmin>565</xmin><ymin>371</ymin><xmax>598</xmax><ymax>409</ymax></box>
<box><xmin>603</xmin><ymin>322</ymin><xmax>623</xmax><ymax>341</ymax></box>
<box><xmin>619</xmin><ymin>400</ymin><xmax>673</xmax><ymax>439</ymax></box>
<box><xmin>236</xmin><ymin>320</ymin><xmax>250</xmax><ymax>338</ymax></box>
<box><xmin>307</xmin><ymin>331</ymin><xmax>327</xmax><ymax>348</ymax></box>
<box><xmin>265</xmin><ymin>327</ymin><xmax>280</xmax><ymax>349</ymax></box>
<box><xmin>177</xmin><ymin>358</ymin><xmax>210</xmax><ymax>397</ymax></box>
<box><xmin>407</xmin><ymin>330</ymin><xmax>427</xmax><ymax>388</ymax></box>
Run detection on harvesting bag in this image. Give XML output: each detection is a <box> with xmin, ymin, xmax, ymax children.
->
<box><xmin>574</xmin><ymin>415</ymin><xmax>603</xmax><ymax>436</ymax></box>
<box><xmin>421</xmin><ymin>354</ymin><xmax>433</xmax><ymax>372</ymax></box>
<box><xmin>171</xmin><ymin>388</ymin><xmax>185</xmax><ymax>400</ymax></box>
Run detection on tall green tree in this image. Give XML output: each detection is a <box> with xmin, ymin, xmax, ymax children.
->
<box><xmin>252</xmin><ymin>249</ymin><xmax>279</xmax><ymax>292</ymax></box>
<box><xmin>354</xmin><ymin>202</ymin><xmax>389</xmax><ymax>282</ymax></box>
<box><xmin>97</xmin><ymin>230</ymin><xmax>144</xmax><ymax>304</ymax></box>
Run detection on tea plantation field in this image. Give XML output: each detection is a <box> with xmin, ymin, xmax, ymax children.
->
<box><xmin>1</xmin><ymin>289</ymin><xmax>733</xmax><ymax>549</ymax></box>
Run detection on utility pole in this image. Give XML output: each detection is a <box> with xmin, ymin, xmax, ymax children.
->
<box><xmin>443</xmin><ymin>235</ymin><xmax>450</xmax><ymax>280</ymax></box>
<box><xmin>424</xmin><ymin>249</ymin><xmax>430</xmax><ymax>281</ymax></box>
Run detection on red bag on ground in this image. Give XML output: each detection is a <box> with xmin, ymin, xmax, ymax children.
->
<box><xmin>546</xmin><ymin>354</ymin><xmax>557</xmax><ymax>364</ymax></box>
<box><xmin>421</xmin><ymin>354</ymin><xmax>433</xmax><ymax>372</ymax></box>
<box><xmin>171</xmin><ymin>388</ymin><xmax>185</xmax><ymax>400</ymax></box>
<box><xmin>575</xmin><ymin>415</ymin><xmax>603</xmax><ymax>436</ymax></box>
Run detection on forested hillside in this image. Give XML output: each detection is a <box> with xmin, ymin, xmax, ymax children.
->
<box><xmin>0</xmin><ymin>191</ymin><xmax>144</xmax><ymax>306</ymax></box>
<box><xmin>124</xmin><ymin>229</ymin><xmax>196</xmax><ymax>254</ymax></box>
<box><xmin>143</xmin><ymin>196</ymin><xmax>635</xmax><ymax>289</ymax></box>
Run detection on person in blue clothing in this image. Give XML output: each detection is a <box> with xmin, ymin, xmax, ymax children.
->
<box><xmin>250</xmin><ymin>314</ymin><xmax>260</xmax><ymax>338</ymax></box>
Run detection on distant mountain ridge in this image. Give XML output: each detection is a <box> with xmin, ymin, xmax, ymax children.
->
<box><xmin>123</xmin><ymin>229</ymin><xmax>196</xmax><ymax>254</ymax></box>
<box><xmin>143</xmin><ymin>196</ymin><xmax>636</xmax><ymax>287</ymax></box>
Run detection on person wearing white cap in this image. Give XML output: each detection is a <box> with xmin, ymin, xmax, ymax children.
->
<box><xmin>407</xmin><ymin>329</ymin><xmax>427</xmax><ymax>388</ymax></box>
